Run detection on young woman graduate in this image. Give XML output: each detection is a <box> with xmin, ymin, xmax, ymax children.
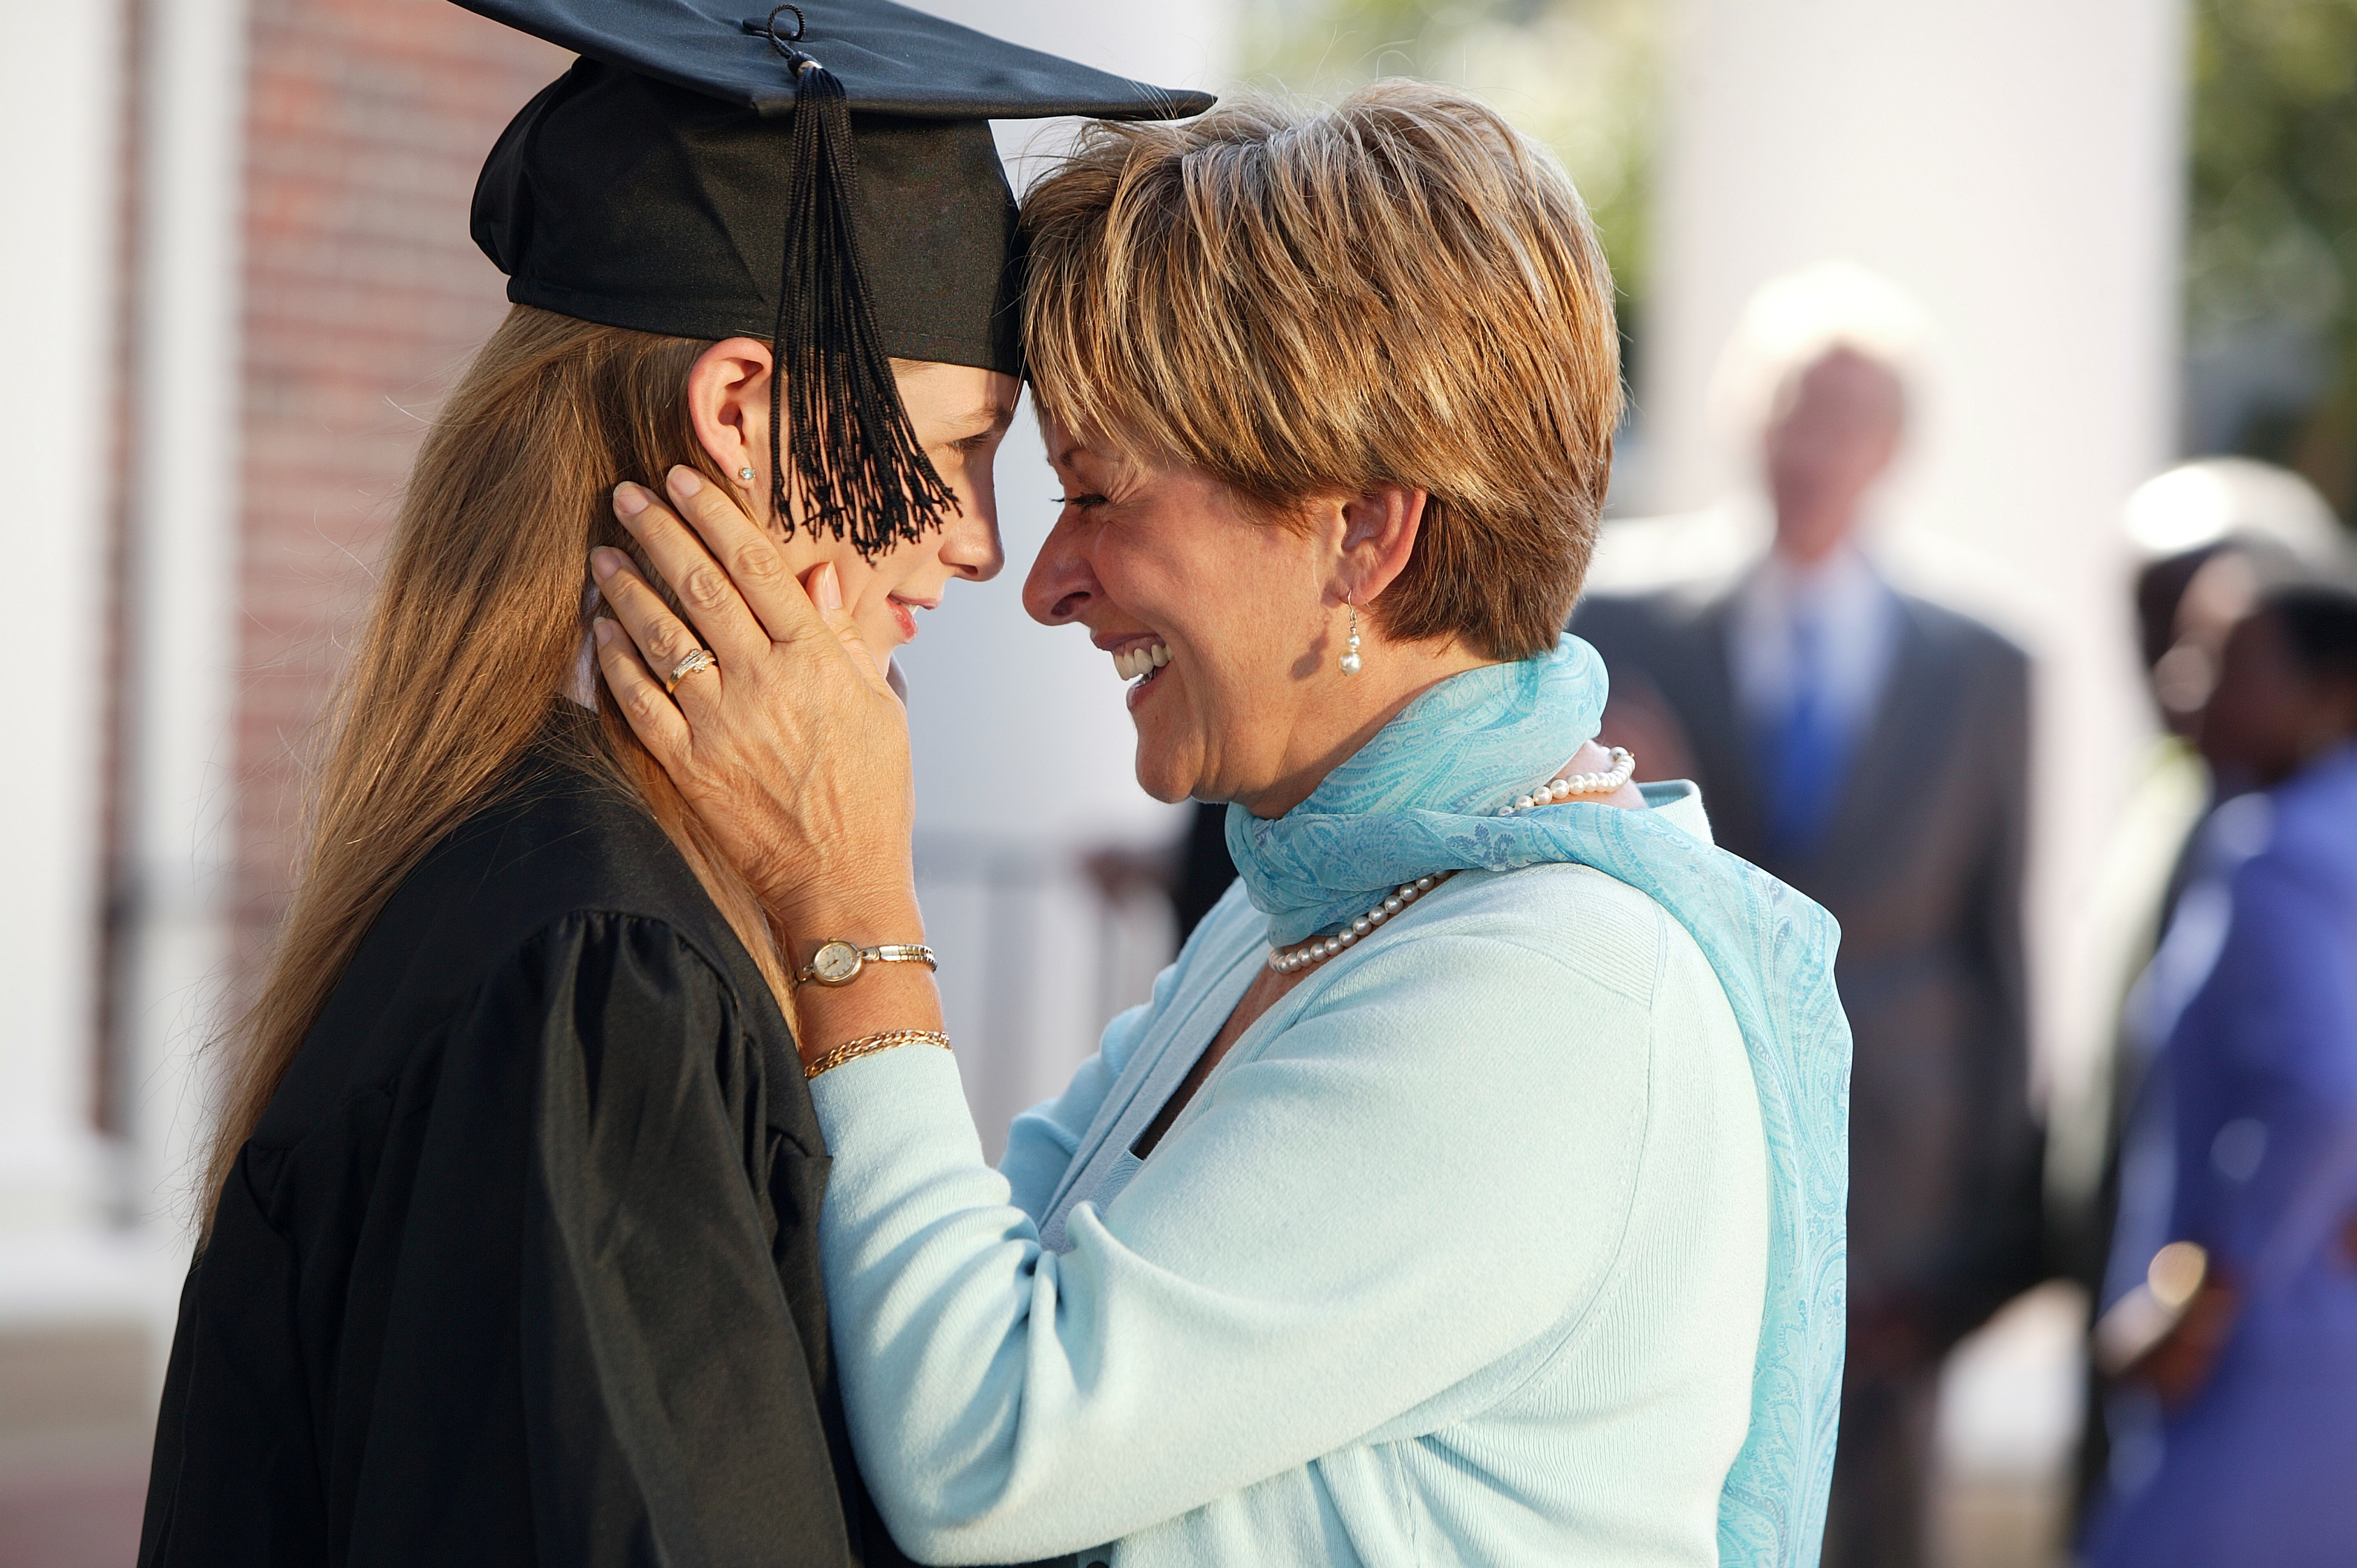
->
<box><xmin>134</xmin><ymin>5</ymin><xmax>1206</xmax><ymax>1564</ymax></box>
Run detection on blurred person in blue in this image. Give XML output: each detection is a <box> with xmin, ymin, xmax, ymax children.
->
<box><xmin>2046</xmin><ymin>459</ymin><xmax>2356</xmax><ymax>1521</ymax></box>
<box><xmin>1574</xmin><ymin>263</ymin><xmax>2043</xmax><ymax>1568</ymax></box>
<box><xmin>2085</xmin><ymin>582</ymin><xmax>2357</xmax><ymax>1568</ymax></box>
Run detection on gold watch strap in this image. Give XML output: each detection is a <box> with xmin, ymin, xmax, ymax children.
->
<box><xmin>794</xmin><ymin>940</ymin><xmax>938</xmax><ymax>988</ymax></box>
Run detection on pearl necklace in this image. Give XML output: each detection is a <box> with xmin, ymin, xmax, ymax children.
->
<box><xmin>1266</xmin><ymin>748</ymin><xmax>1635</xmax><ymax>976</ymax></box>
<box><xmin>1497</xmin><ymin>746</ymin><xmax>1635</xmax><ymax>814</ymax></box>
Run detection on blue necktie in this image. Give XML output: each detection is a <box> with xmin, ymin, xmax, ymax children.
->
<box><xmin>1765</xmin><ymin>603</ymin><xmax>1845</xmax><ymax>859</ymax></box>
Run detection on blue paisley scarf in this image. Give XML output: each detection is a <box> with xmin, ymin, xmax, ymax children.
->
<box><xmin>1227</xmin><ymin>635</ymin><xmax>1850</xmax><ymax>1568</ymax></box>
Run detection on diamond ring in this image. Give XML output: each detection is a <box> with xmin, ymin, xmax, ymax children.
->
<box><xmin>665</xmin><ymin>647</ymin><xmax>718</xmax><ymax>693</ymax></box>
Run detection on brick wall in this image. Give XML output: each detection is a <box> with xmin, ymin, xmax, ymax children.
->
<box><xmin>233</xmin><ymin>0</ymin><xmax>562</xmax><ymax>980</ymax></box>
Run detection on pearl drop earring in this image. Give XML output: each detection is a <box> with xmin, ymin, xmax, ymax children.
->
<box><xmin>1339</xmin><ymin>598</ymin><xmax>1363</xmax><ymax>675</ymax></box>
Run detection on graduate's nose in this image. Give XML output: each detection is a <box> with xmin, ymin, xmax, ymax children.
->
<box><xmin>938</xmin><ymin>476</ymin><xmax>1005</xmax><ymax>583</ymax></box>
<box><xmin>1023</xmin><ymin>510</ymin><xmax>1100</xmax><ymax>625</ymax></box>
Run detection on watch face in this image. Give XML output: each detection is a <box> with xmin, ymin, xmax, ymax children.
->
<box><xmin>811</xmin><ymin>941</ymin><xmax>864</xmax><ymax>985</ymax></box>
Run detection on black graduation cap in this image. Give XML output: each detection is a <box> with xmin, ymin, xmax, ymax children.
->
<box><xmin>459</xmin><ymin>0</ymin><xmax>1213</xmax><ymax>555</ymax></box>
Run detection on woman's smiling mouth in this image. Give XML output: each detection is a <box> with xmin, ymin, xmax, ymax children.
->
<box><xmin>1110</xmin><ymin>639</ymin><xmax>1172</xmax><ymax>709</ymax></box>
<box><xmin>1112</xmin><ymin>641</ymin><xmax>1169</xmax><ymax>680</ymax></box>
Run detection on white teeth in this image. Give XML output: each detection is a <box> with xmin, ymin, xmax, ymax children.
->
<box><xmin>1113</xmin><ymin>641</ymin><xmax>1171</xmax><ymax>681</ymax></box>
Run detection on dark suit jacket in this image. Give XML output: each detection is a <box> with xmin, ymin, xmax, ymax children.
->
<box><xmin>1575</xmin><ymin>579</ymin><xmax>2044</xmax><ymax>1359</ymax></box>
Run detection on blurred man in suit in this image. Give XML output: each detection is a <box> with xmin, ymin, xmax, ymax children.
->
<box><xmin>1574</xmin><ymin>268</ymin><xmax>2042</xmax><ymax>1568</ymax></box>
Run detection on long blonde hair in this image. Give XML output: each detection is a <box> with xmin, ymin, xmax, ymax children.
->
<box><xmin>199</xmin><ymin>304</ymin><xmax>790</xmax><ymax>1240</ymax></box>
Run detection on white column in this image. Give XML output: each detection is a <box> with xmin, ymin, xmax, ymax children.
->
<box><xmin>115</xmin><ymin>0</ymin><xmax>248</xmax><ymax>1267</ymax></box>
<box><xmin>1641</xmin><ymin>0</ymin><xmax>2188</xmax><ymax>1511</ymax></box>
<box><xmin>1645</xmin><ymin>0</ymin><xmax>2187</xmax><ymax>1097</ymax></box>
<box><xmin>0</xmin><ymin>0</ymin><xmax>124</xmax><ymax>1248</ymax></box>
<box><xmin>75</xmin><ymin>0</ymin><xmax>251</xmax><ymax>1320</ymax></box>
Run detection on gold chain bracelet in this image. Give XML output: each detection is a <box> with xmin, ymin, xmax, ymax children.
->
<box><xmin>803</xmin><ymin>1028</ymin><xmax>952</xmax><ymax>1080</ymax></box>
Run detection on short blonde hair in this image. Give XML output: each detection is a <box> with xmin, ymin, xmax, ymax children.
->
<box><xmin>1021</xmin><ymin>82</ymin><xmax>1622</xmax><ymax>661</ymax></box>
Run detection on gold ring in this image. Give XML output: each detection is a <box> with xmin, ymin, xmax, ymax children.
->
<box><xmin>665</xmin><ymin>647</ymin><xmax>717</xmax><ymax>693</ymax></box>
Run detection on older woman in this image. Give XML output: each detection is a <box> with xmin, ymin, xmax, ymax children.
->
<box><xmin>592</xmin><ymin>85</ymin><xmax>1849</xmax><ymax>1568</ymax></box>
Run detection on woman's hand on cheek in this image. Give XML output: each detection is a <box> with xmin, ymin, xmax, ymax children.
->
<box><xmin>591</xmin><ymin>466</ymin><xmax>921</xmax><ymax>946</ymax></box>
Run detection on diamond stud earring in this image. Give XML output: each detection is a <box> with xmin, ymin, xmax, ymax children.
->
<box><xmin>738</xmin><ymin>466</ymin><xmax>756</xmax><ymax>482</ymax></box>
<box><xmin>1339</xmin><ymin>597</ymin><xmax>1363</xmax><ymax>676</ymax></box>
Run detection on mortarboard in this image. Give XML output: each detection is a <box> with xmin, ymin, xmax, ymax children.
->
<box><xmin>458</xmin><ymin>0</ymin><xmax>1213</xmax><ymax>555</ymax></box>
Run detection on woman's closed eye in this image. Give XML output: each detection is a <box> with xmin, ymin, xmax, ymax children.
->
<box><xmin>1057</xmin><ymin>492</ymin><xmax>1108</xmax><ymax>510</ymax></box>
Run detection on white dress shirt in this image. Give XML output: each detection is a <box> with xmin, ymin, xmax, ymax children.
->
<box><xmin>1726</xmin><ymin>543</ymin><xmax>1901</xmax><ymax>742</ymax></box>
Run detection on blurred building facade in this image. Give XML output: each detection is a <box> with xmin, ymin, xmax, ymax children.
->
<box><xmin>0</xmin><ymin>1</ymin><xmax>2217</xmax><ymax>1563</ymax></box>
<box><xmin>7</xmin><ymin>0</ymin><xmax>573</xmax><ymax>1282</ymax></box>
<box><xmin>4</xmin><ymin>2</ymin><xmax>571</xmax><ymax>1555</ymax></box>
<box><xmin>0</xmin><ymin>2</ymin><xmax>1224</xmax><ymax>1558</ymax></box>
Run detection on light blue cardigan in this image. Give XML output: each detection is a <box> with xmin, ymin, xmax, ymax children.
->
<box><xmin>813</xmin><ymin>787</ymin><xmax>1770</xmax><ymax>1566</ymax></box>
<box><xmin>814</xmin><ymin>641</ymin><xmax>1848</xmax><ymax>1565</ymax></box>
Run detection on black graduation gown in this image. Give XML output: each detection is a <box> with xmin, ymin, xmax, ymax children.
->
<box><xmin>138</xmin><ymin>716</ymin><xmax>907</xmax><ymax>1568</ymax></box>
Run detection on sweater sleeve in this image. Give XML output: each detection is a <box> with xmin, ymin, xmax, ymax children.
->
<box><xmin>811</xmin><ymin>916</ymin><xmax>1665</xmax><ymax>1564</ymax></box>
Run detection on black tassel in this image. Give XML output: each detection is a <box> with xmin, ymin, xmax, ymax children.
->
<box><xmin>763</xmin><ymin>6</ymin><xmax>959</xmax><ymax>557</ymax></box>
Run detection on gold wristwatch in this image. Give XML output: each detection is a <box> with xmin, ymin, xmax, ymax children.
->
<box><xmin>794</xmin><ymin>940</ymin><xmax>937</xmax><ymax>989</ymax></box>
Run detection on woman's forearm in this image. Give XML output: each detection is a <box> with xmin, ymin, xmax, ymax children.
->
<box><xmin>774</xmin><ymin>889</ymin><xmax>945</xmax><ymax>1071</ymax></box>
<box><xmin>810</xmin><ymin>936</ymin><xmax>1654</xmax><ymax>1563</ymax></box>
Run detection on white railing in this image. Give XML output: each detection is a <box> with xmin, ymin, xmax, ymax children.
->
<box><xmin>912</xmin><ymin>831</ymin><xmax>1173</xmax><ymax>1160</ymax></box>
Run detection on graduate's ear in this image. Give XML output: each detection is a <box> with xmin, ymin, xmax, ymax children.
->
<box><xmin>685</xmin><ymin>338</ymin><xmax>775</xmax><ymax>494</ymax></box>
